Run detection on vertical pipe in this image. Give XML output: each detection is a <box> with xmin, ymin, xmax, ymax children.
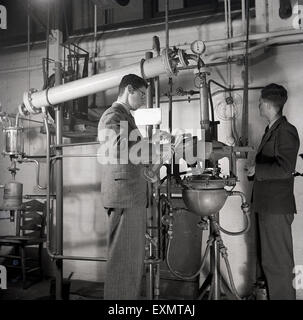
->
<box><xmin>241</xmin><ymin>0</ymin><xmax>246</xmax><ymax>35</ymax></box>
<box><xmin>224</xmin><ymin>0</ymin><xmax>229</xmax><ymax>42</ymax></box>
<box><xmin>209</xmin><ymin>214</ymin><xmax>221</xmax><ymax>300</ymax></box>
<box><xmin>46</xmin><ymin>0</ymin><xmax>50</xmax><ymax>80</ymax></box>
<box><xmin>55</xmin><ymin>61</ymin><xmax>63</xmax><ymax>300</ymax></box>
<box><xmin>164</xmin><ymin>0</ymin><xmax>172</xmax><ymax>202</ymax></box>
<box><xmin>227</xmin><ymin>0</ymin><xmax>232</xmax><ymax>38</ymax></box>
<box><xmin>199</xmin><ymin>72</ymin><xmax>211</xmax><ymax>141</ymax></box>
<box><xmin>145</xmin><ymin>52</ymin><xmax>154</xmax><ymax>137</ymax></box>
<box><xmin>92</xmin><ymin>4</ymin><xmax>98</xmax><ymax>106</ymax></box>
<box><xmin>44</xmin><ymin>116</ymin><xmax>51</xmax><ymax>259</ymax></box>
<box><xmin>152</xmin><ymin>36</ymin><xmax>161</xmax><ymax>300</ymax></box>
<box><xmin>165</xmin><ymin>0</ymin><xmax>169</xmax><ymax>52</ymax></box>
<box><xmin>241</xmin><ymin>0</ymin><xmax>250</xmax><ymax>146</ymax></box>
<box><xmin>153</xmin><ymin>36</ymin><xmax>161</xmax><ymax>132</ymax></box>
<box><xmin>27</xmin><ymin>0</ymin><xmax>31</xmax><ymax>157</ymax></box>
<box><xmin>27</xmin><ymin>0</ymin><xmax>31</xmax><ymax>90</ymax></box>
<box><xmin>145</xmin><ymin>51</ymin><xmax>154</xmax><ymax>300</ymax></box>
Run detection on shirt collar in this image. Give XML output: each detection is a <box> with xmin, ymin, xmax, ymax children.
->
<box><xmin>268</xmin><ymin>115</ymin><xmax>282</xmax><ymax>129</ymax></box>
<box><xmin>115</xmin><ymin>100</ymin><xmax>131</xmax><ymax>115</ymax></box>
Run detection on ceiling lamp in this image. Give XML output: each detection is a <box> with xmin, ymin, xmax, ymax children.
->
<box><xmin>90</xmin><ymin>0</ymin><xmax>130</xmax><ymax>8</ymax></box>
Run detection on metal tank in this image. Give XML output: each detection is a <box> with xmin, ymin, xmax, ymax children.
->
<box><xmin>2</xmin><ymin>126</ymin><xmax>24</xmax><ymax>156</ymax></box>
<box><xmin>0</xmin><ymin>181</ymin><xmax>23</xmax><ymax>208</ymax></box>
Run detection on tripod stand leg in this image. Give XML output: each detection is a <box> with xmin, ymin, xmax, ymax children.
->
<box><xmin>198</xmin><ymin>273</ymin><xmax>213</xmax><ymax>300</ymax></box>
<box><xmin>211</xmin><ymin>238</ymin><xmax>221</xmax><ymax>300</ymax></box>
<box><xmin>210</xmin><ymin>214</ymin><xmax>221</xmax><ymax>300</ymax></box>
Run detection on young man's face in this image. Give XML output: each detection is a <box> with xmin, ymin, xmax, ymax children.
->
<box><xmin>258</xmin><ymin>97</ymin><xmax>269</xmax><ymax>120</ymax></box>
<box><xmin>128</xmin><ymin>85</ymin><xmax>146</xmax><ymax>110</ymax></box>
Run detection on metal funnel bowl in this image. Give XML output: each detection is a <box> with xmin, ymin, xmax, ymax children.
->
<box><xmin>182</xmin><ymin>188</ymin><xmax>228</xmax><ymax>216</ymax></box>
<box><xmin>181</xmin><ymin>173</ymin><xmax>233</xmax><ymax>217</ymax></box>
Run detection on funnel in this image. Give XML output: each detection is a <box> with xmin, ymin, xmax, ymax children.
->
<box><xmin>182</xmin><ymin>174</ymin><xmax>230</xmax><ymax>217</ymax></box>
<box><xmin>182</xmin><ymin>188</ymin><xmax>228</xmax><ymax>216</ymax></box>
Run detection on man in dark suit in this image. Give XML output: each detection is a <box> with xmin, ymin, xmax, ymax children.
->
<box><xmin>98</xmin><ymin>74</ymin><xmax>163</xmax><ymax>300</ymax></box>
<box><xmin>248</xmin><ymin>83</ymin><xmax>300</xmax><ymax>300</ymax></box>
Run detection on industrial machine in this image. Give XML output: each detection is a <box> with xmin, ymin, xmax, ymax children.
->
<box><xmin>141</xmin><ymin>44</ymin><xmax>252</xmax><ymax>299</ymax></box>
<box><xmin>12</xmin><ymin>34</ymin><xmax>254</xmax><ymax>300</ymax></box>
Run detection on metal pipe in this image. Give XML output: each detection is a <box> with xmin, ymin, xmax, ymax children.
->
<box><xmin>218</xmin><ymin>191</ymin><xmax>251</xmax><ymax>236</ymax></box>
<box><xmin>44</xmin><ymin>115</ymin><xmax>52</xmax><ymax>256</ymax></box>
<box><xmin>51</xmin><ymin>141</ymin><xmax>99</xmax><ymax>148</ymax></box>
<box><xmin>18</xmin><ymin>158</ymin><xmax>46</xmax><ymax>189</ymax></box>
<box><xmin>153</xmin><ymin>35</ymin><xmax>161</xmax><ymax>300</ymax></box>
<box><xmin>199</xmin><ymin>71</ymin><xmax>210</xmax><ymax>139</ymax></box>
<box><xmin>145</xmin><ymin>51</ymin><xmax>154</xmax><ymax>300</ymax></box>
<box><xmin>54</xmin><ymin>60</ymin><xmax>63</xmax><ymax>301</ymax></box>
<box><xmin>24</xmin><ymin>194</ymin><xmax>56</xmax><ymax>199</ymax></box>
<box><xmin>145</xmin><ymin>52</ymin><xmax>154</xmax><ymax>138</ymax></box>
<box><xmin>47</xmin><ymin>254</ymin><xmax>107</xmax><ymax>262</ymax></box>
<box><xmin>241</xmin><ymin>0</ymin><xmax>250</xmax><ymax>146</ymax></box>
<box><xmin>206</xmin><ymin>33</ymin><xmax>303</xmax><ymax>61</ymax></box>
<box><xmin>23</xmin><ymin>52</ymin><xmax>175</xmax><ymax>111</ymax></box>
<box><xmin>204</xmin><ymin>28</ymin><xmax>303</xmax><ymax>47</ymax></box>
<box><xmin>27</xmin><ymin>0</ymin><xmax>31</xmax><ymax>90</ymax></box>
<box><xmin>241</xmin><ymin>0</ymin><xmax>246</xmax><ymax>35</ymax></box>
<box><xmin>46</xmin><ymin>0</ymin><xmax>50</xmax><ymax>81</ymax></box>
<box><xmin>224</xmin><ymin>0</ymin><xmax>229</xmax><ymax>42</ymax></box>
<box><xmin>2</xmin><ymin>31</ymin><xmax>302</xmax><ymax>75</ymax></box>
<box><xmin>165</xmin><ymin>0</ymin><xmax>169</xmax><ymax>52</ymax></box>
<box><xmin>44</xmin><ymin>114</ymin><xmax>106</xmax><ymax>263</ymax></box>
<box><xmin>89</xmin><ymin>29</ymin><xmax>303</xmax><ymax>62</ymax></box>
<box><xmin>227</xmin><ymin>0</ymin><xmax>232</xmax><ymax>39</ymax></box>
<box><xmin>51</xmin><ymin>155</ymin><xmax>98</xmax><ymax>162</ymax></box>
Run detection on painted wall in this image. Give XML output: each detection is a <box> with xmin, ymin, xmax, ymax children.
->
<box><xmin>1</xmin><ymin>4</ymin><xmax>303</xmax><ymax>298</ymax></box>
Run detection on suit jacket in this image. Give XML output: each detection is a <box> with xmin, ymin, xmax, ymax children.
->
<box><xmin>253</xmin><ymin>116</ymin><xmax>300</xmax><ymax>214</ymax></box>
<box><xmin>98</xmin><ymin>102</ymin><xmax>147</xmax><ymax>208</ymax></box>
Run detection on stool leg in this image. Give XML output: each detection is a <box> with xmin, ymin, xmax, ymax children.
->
<box><xmin>20</xmin><ymin>246</ymin><xmax>27</xmax><ymax>289</ymax></box>
<box><xmin>38</xmin><ymin>243</ymin><xmax>43</xmax><ymax>280</ymax></box>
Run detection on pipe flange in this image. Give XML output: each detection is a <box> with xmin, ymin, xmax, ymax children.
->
<box><xmin>197</xmin><ymin>66</ymin><xmax>211</xmax><ymax>75</ymax></box>
<box><xmin>140</xmin><ymin>58</ymin><xmax>147</xmax><ymax>79</ymax></box>
<box><xmin>161</xmin><ymin>48</ymin><xmax>177</xmax><ymax>76</ymax></box>
<box><xmin>18</xmin><ymin>103</ymin><xmax>29</xmax><ymax>117</ymax></box>
<box><xmin>178</xmin><ymin>49</ymin><xmax>189</xmax><ymax>67</ymax></box>
<box><xmin>23</xmin><ymin>89</ymin><xmax>41</xmax><ymax>115</ymax></box>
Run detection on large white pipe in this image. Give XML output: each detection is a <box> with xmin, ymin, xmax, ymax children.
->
<box><xmin>22</xmin><ymin>50</ymin><xmax>174</xmax><ymax>113</ymax></box>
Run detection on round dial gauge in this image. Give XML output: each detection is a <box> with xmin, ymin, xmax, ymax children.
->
<box><xmin>190</xmin><ymin>40</ymin><xmax>206</xmax><ymax>55</ymax></box>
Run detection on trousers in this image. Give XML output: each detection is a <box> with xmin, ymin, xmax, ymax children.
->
<box><xmin>104</xmin><ymin>206</ymin><xmax>146</xmax><ymax>300</ymax></box>
<box><xmin>256</xmin><ymin>212</ymin><xmax>296</xmax><ymax>300</ymax></box>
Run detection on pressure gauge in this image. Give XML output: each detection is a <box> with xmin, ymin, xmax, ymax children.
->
<box><xmin>190</xmin><ymin>40</ymin><xmax>206</xmax><ymax>55</ymax></box>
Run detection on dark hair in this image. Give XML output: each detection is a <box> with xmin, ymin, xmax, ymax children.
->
<box><xmin>261</xmin><ymin>83</ymin><xmax>288</xmax><ymax>112</ymax></box>
<box><xmin>118</xmin><ymin>74</ymin><xmax>148</xmax><ymax>96</ymax></box>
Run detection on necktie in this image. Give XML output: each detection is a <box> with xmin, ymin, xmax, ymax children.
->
<box><xmin>261</xmin><ymin>125</ymin><xmax>269</xmax><ymax>141</ymax></box>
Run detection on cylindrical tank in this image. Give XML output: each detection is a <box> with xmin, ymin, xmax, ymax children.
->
<box><xmin>2</xmin><ymin>181</ymin><xmax>23</xmax><ymax>208</ymax></box>
<box><xmin>2</xmin><ymin>126</ymin><xmax>24</xmax><ymax>156</ymax></box>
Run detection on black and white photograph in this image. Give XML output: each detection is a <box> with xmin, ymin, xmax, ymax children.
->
<box><xmin>0</xmin><ymin>0</ymin><xmax>303</xmax><ymax>313</ymax></box>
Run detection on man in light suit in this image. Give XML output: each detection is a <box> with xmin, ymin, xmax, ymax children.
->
<box><xmin>98</xmin><ymin>74</ymin><xmax>159</xmax><ymax>300</ymax></box>
<box><xmin>248</xmin><ymin>83</ymin><xmax>300</xmax><ymax>300</ymax></box>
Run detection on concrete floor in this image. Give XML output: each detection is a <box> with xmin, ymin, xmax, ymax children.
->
<box><xmin>1</xmin><ymin>275</ymin><xmax>302</xmax><ymax>300</ymax></box>
<box><xmin>0</xmin><ymin>277</ymin><xmax>104</xmax><ymax>300</ymax></box>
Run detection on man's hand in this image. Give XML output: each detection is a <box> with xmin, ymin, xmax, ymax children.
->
<box><xmin>151</xmin><ymin>130</ymin><xmax>171</xmax><ymax>143</ymax></box>
<box><xmin>245</xmin><ymin>165</ymin><xmax>255</xmax><ymax>177</ymax></box>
